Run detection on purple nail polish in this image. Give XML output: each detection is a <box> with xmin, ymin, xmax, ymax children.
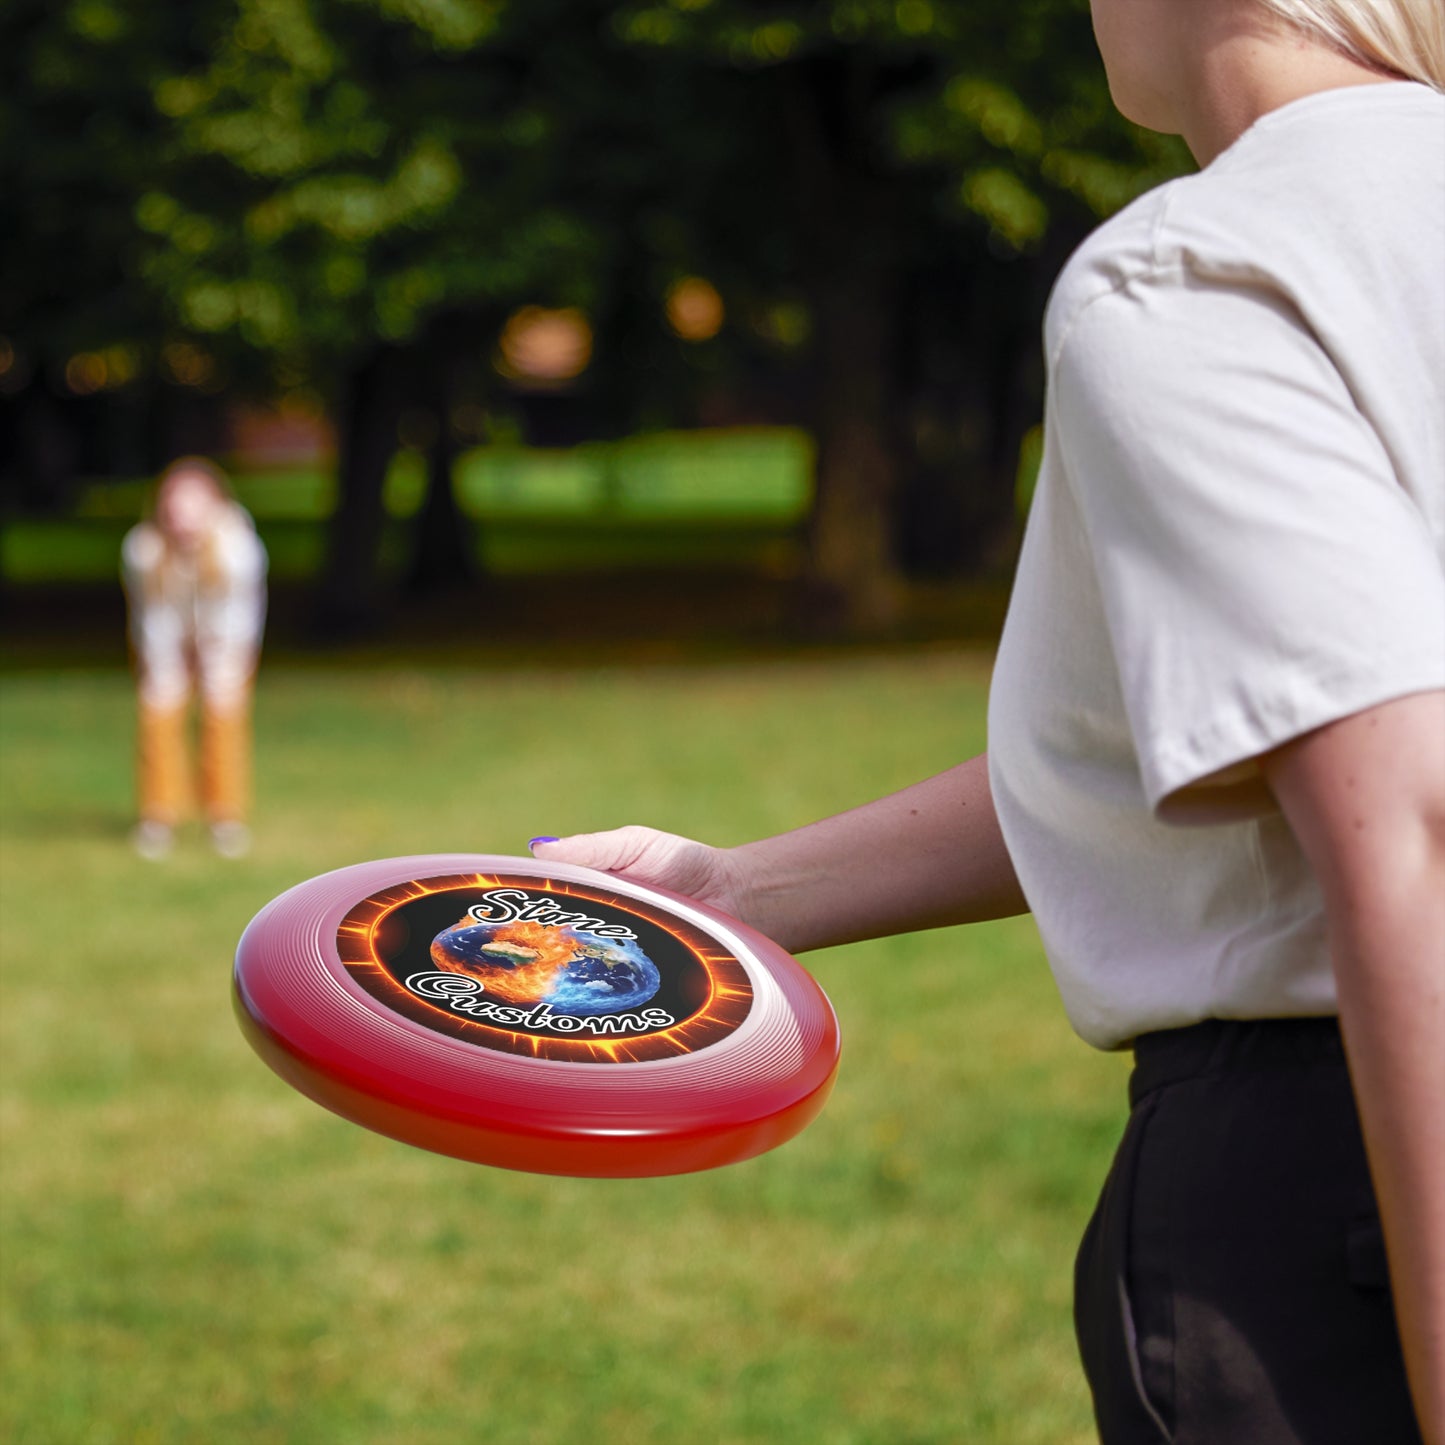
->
<box><xmin>528</xmin><ymin>836</ymin><xmax>559</xmax><ymax>850</ymax></box>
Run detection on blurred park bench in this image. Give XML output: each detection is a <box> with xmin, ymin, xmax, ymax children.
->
<box><xmin>1</xmin><ymin>427</ymin><xmax>814</xmax><ymax>585</ymax></box>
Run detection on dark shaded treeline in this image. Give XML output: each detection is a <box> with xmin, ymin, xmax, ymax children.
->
<box><xmin>0</xmin><ymin>0</ymin><xmax>1189</xmax><ymax>634</ymax></box>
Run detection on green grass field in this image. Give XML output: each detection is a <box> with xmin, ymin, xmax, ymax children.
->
<box><xmin>0</xmin><ymin>653</ymin><xmax>1127</xmax><ymax>1444</ymax></box>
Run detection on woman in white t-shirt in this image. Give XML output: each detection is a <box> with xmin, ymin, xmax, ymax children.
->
<box><xmin>122</xmin><ymin>457</ymin><xmax>267</xmax><ymax>859</ymax></box>
<box><xmin>529</xmin><ymin>2</ymin><xmax>1445</xmax><ymax>1439</ymax></box>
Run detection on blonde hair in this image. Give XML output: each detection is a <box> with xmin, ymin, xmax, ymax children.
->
<box><xmin>1257</xmin><ymin>0</ymin><xmax>1445</xmax><ymax>89</ymax></box>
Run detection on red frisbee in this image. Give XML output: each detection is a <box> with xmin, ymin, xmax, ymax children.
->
<box><xmin>233</xmin><ymin>854</ymin><xmax>840</xmax><ymax>1177</ymax></box>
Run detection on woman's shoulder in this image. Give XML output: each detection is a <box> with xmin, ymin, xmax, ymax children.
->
<box><xmin>1045</xmin><ymin>83</ymin><xmax>1445</xmax><ymax>367</ymax></box>
<box><xmin>1043</xmin><ymin>182</ymin><xmax>1184</xmax><ymax>363</ymax></box>
<box><xmin>121</xmin><ymin>521</ymin><xmax>165</xmax><ymax>575</ymax></box>
<box><xmin>211</xmin><ymin>503</ymin><xmax>268</xmax><ymax>575</ymax></box>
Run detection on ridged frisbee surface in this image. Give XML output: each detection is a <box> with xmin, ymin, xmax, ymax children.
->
<box><xmin>233</xmin><ymin>854</ymin><xmax>840</xmax><ymax>1177</ymax></box>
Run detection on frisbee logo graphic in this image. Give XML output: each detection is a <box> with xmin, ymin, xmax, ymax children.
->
<box><xmin>336</xmin><ymin>875</ymin><xmax>753</xmax><ymax>1061</ymax></box>
<box><xmin>234</xmin><ymin>854</ymin><xmax>839</xmax><ymax>1177</ymax></box>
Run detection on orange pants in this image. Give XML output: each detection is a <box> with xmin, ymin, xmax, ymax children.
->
<box><xmin>137</xmin><ymin>692</ymin><xmax>252</xmax><ymax>826</ymax></box>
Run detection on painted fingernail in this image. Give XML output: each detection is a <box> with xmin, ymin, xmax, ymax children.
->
<box><xmin>528</xmin><ymin>836</ymin><xmax>560</xmax><ymax>850</ymax></box>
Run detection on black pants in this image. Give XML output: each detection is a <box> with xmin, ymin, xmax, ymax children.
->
<box><xmin>1074</xmin><ymin>1018</ymin><xmax>1422</xmax><ymax>1445</ymax></box>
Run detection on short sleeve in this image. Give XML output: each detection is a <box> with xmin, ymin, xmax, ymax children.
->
<box><xmin>121</xmin><ymin>523</ymin><xmax>163</xmax><ymax>590</ymax></box>
<box><xmin>200</xmin><ymin>511</ymin><xmax>268</xmax><ymax>658</ymax></box>
<box><xmin>1053</xmin><ymin>274</ymin><xmax>1445</xmax><ymax>824</ymax></box>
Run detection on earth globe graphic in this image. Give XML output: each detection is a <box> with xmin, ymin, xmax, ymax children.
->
<box><xmin>430</xmin><ymin>920</ymin><xmax>662</xmax><ymax>1016</ymax></box>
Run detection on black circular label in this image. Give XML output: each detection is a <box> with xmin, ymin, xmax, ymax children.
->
<box><xmin>336</xmin><ymin>873</ymin><xmax>754</xmax><ymax>1062</ymax></box>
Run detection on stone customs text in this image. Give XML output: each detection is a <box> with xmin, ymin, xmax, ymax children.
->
<box><xmin>406</xmin><ymin>972</ymin><xmax>676</xmax><ymax>1035</ymax></box>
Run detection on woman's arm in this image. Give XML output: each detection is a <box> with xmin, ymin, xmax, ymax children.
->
<box><xmin>1262</xmin><ymin>689</ymin><xmax>1445</xmax><ymax>1445</ymax></box>
<box><xmin>531</xmin><ymin>751</ymin><xmax>1029</xmax><ymax>954</ymax></box>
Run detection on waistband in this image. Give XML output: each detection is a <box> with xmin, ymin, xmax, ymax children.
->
<box><xmin>1129</xmin><ymin>1016</ymin><xmax>1344</xmax><ymax>1108</ymax></box>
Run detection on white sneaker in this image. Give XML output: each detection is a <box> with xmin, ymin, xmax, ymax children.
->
<box><xmin>210</xmin><ymin>821</ymin><xmax>252</xmax><ymax>859</ymax></box>
<box><xmin>132</xmin><ymin>820</ymin><xmax>174</xmax><ymax>861</ymax></box>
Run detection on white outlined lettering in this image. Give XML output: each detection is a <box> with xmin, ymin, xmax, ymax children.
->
<box><xmin>464</xmin><ymin>888</ymin><xmax>638</xmax><ymax>940</ymax></box>
<box><xmin>405</xmin><ymin>972</ymin><xmax>674</xmax><ymax>1034</ymax></box>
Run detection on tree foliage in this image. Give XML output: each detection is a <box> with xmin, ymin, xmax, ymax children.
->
<box><xmin>2</xmin><ymin>0</ymin><xmax>1191</xmax><ymax>627</ymax></box>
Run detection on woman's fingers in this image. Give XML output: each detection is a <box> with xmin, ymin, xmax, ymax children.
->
<box><xmin>528</xmin><ymin>827</ymin><xmax>737</xmax><ymax>912</ymax></box>
<box><xmin>530</xmin><ymin>826</ymin><xmax>662</xmax><ymax>873</ymax></box>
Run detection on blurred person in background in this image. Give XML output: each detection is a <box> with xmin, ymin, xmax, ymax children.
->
<box><xmin>122</xmin><ymin>457</ymin><xmax>267</xmax><ymax>860</ymax></box>
<box><xmin>532</xmin><ymin>0</ymin><xmax>1445</xmax><ymax>1441</ymax></box>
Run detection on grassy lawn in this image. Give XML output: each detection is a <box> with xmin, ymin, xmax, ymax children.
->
<box><xmin>0</xmin><ymin>653</ymin><xmax>1127</xmax><ymax>1444</ymax></box>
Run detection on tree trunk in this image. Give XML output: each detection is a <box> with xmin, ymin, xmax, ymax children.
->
<box><xmin>780</xmin><ymin>57</ymin><xmax>908</xmax><ymax>635</ymax></box>
<box><xmin>7</xmin><ymin>381</ymin><xmax>80</xmax><ymax>513</ymax></box>
<box><xmin>314</xmin><ymin>345</ymin><xmax>404</xmax><ymax>641</ymax></box>
<box><xmin>404</xmin><ymin>355</ymin><xmax>475</xmax><ymax>597</ymax></box>
<box><xmin>804</xmin><ymin>271</ymin><xmax>905</xmax><ymax>632</ymax></box>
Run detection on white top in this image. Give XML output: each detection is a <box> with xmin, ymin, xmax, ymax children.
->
<box><xmin>988</xmin><ymin>82</ymin><xmax>1445</xmax><ymax>1051</ymax></box>
<box><xmin>122</xmin><ymin>502</ymin><xmax>268</xmax><ymax>709</ymax></box>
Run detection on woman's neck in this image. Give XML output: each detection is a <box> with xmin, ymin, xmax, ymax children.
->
<box><xmin>1178</xmin><ymin>10</ymin><xmax>1402</xmax><ymax>166</ymax></box>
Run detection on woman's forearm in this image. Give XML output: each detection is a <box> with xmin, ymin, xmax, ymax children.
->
<box><xmin>1331</xmin><ymin>848</ymin><xmax>1445</xmax><ymax>1445</ymax></box>
<box><xmin>726</xmin><ymin>751</ymin><xmax>1029</xmax><ymax>954</ymax></box>
<box><xmin>1263</xmin><ymin>692</ymin><xmax>1445</xmax><ymax>1445</ymax></box>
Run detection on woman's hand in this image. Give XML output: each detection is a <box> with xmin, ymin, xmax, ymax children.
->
<box><xmin>530</xmin><ymin>827</ymin><xmax>754</xmax><ymax>921</ymax></box>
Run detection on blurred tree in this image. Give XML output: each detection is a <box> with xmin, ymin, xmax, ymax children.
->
<box><xmin>125</xmin><ymin>0</ymin><xmax>779</xmax><ymax>631</ymax></box>
<box><xmin>0</xmin><ymin>0</ymin><xmax>218</xmax><ymax>508</ymax></box>
<box><xmin>606</xmin><ymin>0</ymin><xmax>1191</xmax><ymax>625</ymax></box>
<box><xmin>124</xmin><ymin>0</ymin><xmax>612</xmax><ymax>632</ymax></box>
<box><xmin>2</xmin><ymin>0</ymin><xmax>1189</xmax><ymax>633</ymax></box>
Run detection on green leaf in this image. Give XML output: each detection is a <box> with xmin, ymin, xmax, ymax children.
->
<box><xmin>960</xmin><ymin>168</ymin><xmax>1049</xmax><ymax>249</ymax></box>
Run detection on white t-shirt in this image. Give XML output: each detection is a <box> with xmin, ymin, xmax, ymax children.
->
<box><xmin>988</xmin><ymin>82</ymin><xmax>1445</xmax><ymax>1051</ymax></box>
